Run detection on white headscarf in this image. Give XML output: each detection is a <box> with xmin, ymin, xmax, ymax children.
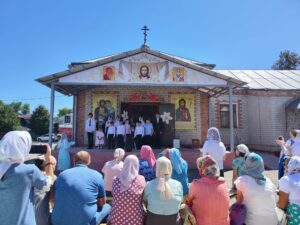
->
<box><xmin>207</xmin><ymin>127</ymin><xmax>221</xmax><ymax>142</ymax></box>
<box><xmin>114</xmin><ymin>148</ymin><xmax>125</xmax><ymax>161</ymax></box>
<box><xmin>236</xmin><ymin>144</ymin><xmax>250</xmax><ymax>156</ymax></box>
<box><xmin>287</xmin><ymin>156</ymin><xmax>300</xmax><ymax>175</ymax></box>
<box><xmin>156</xmin><ymin>156</ymin><xmax>173</xmax><ymax>200</ymax></box>
<box><xmin>117</xmin><ymin>155</ymin><xmax>139</xmax><ymax>193</ymax></box>
<box><xmin>0</xmin><ymin>131</ymin><xmax>32</xmax><ymax>179</ymax></box>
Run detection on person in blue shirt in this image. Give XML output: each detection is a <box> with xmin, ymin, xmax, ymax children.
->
<box><xmin>51</xmin><ymin>151</ymin><xmax>111</xmax><ymax>225</ymax></box>
<box><xmin>0</xmin><ymin>131</ymin><xmax>55</xmax><ymax>225</ymax></box>
<box><xmin>158</xmin><ymin>148</ymin><xmax>189</xmax><ymax>196</ymax></box>
<box><xmin>143</xmin><ymin>119</ymin><xmax>154</xmax><ymax>147</ymax></box>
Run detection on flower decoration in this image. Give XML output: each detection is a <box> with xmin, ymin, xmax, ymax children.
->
<box><xmin>121</xmin><ymin>110</ymin><xmax>128</xmax><ymax>120</ymax></box>
<box><xmin>161</xmin><ymin>112</ymin><xmax>173</xmax><ymax>125</ymax></box>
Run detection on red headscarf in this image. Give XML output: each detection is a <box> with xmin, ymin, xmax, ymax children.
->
<box><xmin>140</xmin><ymin>145</ymin><xmax>156</xmax><ymax>167</ymax></box>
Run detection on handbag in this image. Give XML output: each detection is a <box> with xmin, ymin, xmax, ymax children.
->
<box><xmin>277</xmin><ymin>207</ymin><xmax>288</xmax><ymax>225</ymax></box>
<box><xmin>180</xmin><ymin>204</ymin><xmax>197</xmax><ymax>225</ymax></box>
<box><xmin>229</xmin><ymin>203</ymin><xmax>246</xmax><ymax>225</ymax></box>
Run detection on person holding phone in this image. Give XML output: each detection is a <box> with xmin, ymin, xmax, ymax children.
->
<box><xmin>0</xmin><ymin>131</ymin><xmax>55</xmax><ymax>225</ymax></box>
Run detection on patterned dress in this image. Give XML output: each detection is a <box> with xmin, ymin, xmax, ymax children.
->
<box><xmin>108</xmin><ymin>175</ymin><xmax>146</xmax><ymax>225</ymax></box>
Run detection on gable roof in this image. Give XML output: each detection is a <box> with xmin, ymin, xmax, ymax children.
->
<box><xmin>36</xmin><ymin>47</ymin><xmax>245</xmax><ymax>89</ymax></box>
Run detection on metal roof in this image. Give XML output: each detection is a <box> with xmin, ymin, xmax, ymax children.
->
<box><xmin>216</xmin><ymin>70</ymin><xmax>300</xmax><ymax>90</ymax></box>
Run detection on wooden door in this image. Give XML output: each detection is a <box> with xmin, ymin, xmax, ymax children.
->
<box><xmin>159</xmin><ymin>104</ymin><xmax>175</xmax><ymax>147</ymax></box>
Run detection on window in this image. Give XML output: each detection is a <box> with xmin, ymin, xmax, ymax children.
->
<box><xmin>220</xmin><ymin>103</ymin><xmax>238</xmax><ymax>128</ymax></box>
<box><xmin>65</xmin><ymin>116</ymin><xmax>71</xmax><ymax>124</ymax></box>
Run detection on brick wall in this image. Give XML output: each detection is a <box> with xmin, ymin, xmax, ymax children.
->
<box><xmin>76</xmin><ymin>91</ymin><xmax>86</xmax><ymax>146</ymax></box>
<box><xmin>75</xmin><ymin>86</ymin><xmax>208</xmax><ymax>146</ymax></box>
<box><xmin>211</xmin><ymin>91</ymin><xmax>297</xmax><ymax>151</ymax></box>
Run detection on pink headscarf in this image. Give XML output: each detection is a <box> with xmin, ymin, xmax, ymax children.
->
<box><xmin>117</xmin><ymin>155</ymin><xmax>139</xmax><ymax>193</ymax></box>
<box><xmin>140</xmin><ymin>145</ymin><xmax>156</xmax><ymax>167</ymax></box>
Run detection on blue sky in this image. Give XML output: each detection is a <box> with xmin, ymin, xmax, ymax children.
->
<box><xmin>0</xmin><ymin>0</ymin><xmax>299</xmax><ymax>115</ymax></box>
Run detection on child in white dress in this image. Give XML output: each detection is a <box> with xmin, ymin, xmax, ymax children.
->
<box><xmin>95</xmin><ymin>127</ymin><xmax>105</xmax><ymax>149</ymax></box>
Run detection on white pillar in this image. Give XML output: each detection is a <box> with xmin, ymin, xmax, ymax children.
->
<box><xmin>229</xmin><ymin>84</ymin><xmax>234</xmax><ymax>151</ymax></box>
<box><xmin>72</xmin><ymin>95</ymin><xmax>77</xmax><ymax>142</ymax></box>
<box><xmin>48</xmin><ymin>83</ymin><xmax>55</xmax><ymax>147</ymax></box>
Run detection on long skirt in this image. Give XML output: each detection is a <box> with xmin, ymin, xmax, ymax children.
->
<box><xmin>57</xmin><ymin>148</ymin><xmax>71</xmax><ymax>170</ymax></box>
<box><xmin>288</xmin><ymin>203</ymin><xmax>300</xmax><ymax>225</ymax></box>
<box><xmin>145</xmin><ymin>211</ymin><xmax>181</xmax><ymax>225</ymax></box>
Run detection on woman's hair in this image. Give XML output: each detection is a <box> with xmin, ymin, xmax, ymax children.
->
<box><xmin>196</xmin><ymin>155</ymin><xmax>219</xmax><ymax>177</ymax></box>
<box><xmin>290</xmin><ymin>129</ymin><xmax>298</xmax><ymax>138</ymax></box>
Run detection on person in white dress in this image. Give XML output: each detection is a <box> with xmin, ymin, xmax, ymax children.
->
<box><xmin>95</xmin><ymin>127</ymin><xmax>105</xmax><ymax>149</ymax></box>
<box><xmin>201</xmin><ymin>127</ymin><xmax>229</xmax><ymax>177</ymax></box>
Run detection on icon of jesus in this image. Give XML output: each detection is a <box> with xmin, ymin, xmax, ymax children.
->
<box><xmin>139</xmin><ymin>65</ymin><xmax>150</xmax><ymax>79</ymax></box>
<box><xmin>103</xmin><ymin>66</ymin><xmax>115</xmax><ymax>80</ymax></box>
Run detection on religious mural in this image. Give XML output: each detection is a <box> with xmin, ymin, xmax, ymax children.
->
<box><xmin>92</xmin><ymin>93</ymin><xmax>118</xmax><ymax>125</ymax></box>
<box><xmin>170</xmin><ymin>93</ymin><xmax>196</xmax><ymax>130</ymax></box>
<box><xmin>102</xmin><ymin>66</ymin><xmax>115</xmax><ymax>81</ymax></box>
<box><xmin>172</xmin><ymin>67</ymin><xmax>185</xmax><ymax>82</ymax></box>
<box><xmin>59</xmin><ymin>52</ymin><xmax>228</xmax><ymax>87</ymax></box>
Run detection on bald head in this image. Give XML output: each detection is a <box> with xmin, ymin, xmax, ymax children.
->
<box><xmin>75</xmin><ymin>151</ymin><xmax>91</xmax><ymax>165</ymax></box>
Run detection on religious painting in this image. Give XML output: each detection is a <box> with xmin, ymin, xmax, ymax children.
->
<box><xmin>170</xmin><ymin>93</ymin><xmax>196</xmax><ymax>130</ymax></box>
<box><xmin>102</xmin><ymin>66</ymin><xmax>115</xmax><ymax>81</ymax></box>
<box><xmin>172</xmin><ymin>67</ymin><xmax>185</xmax><ymax>82</ymax></box>
<box><xmin>92</xmin><ymin>93</ymin><xmax>118</xmax><ymax>126</ymax></box>
<box><xmin>138</xmin><ymin>64</ymin><xmax>151</xmax><ymax>79</ymax></box>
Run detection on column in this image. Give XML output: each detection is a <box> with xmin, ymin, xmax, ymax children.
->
<box><xmin>48</xmin><ymin>82</ymin><xmax>55</xmax><ymax>147</ymax></box>
<box><xmin>228</xmin><ymin>84</ymin><xmax>234</xmax><ymax>151</ymax></box>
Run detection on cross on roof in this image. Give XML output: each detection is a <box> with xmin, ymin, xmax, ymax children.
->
<box><xmin>141</xmin><ymin>25</ymin><xmax>149</xmax><ymax>47</ymax></box>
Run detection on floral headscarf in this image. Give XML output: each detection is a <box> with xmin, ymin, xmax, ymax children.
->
<box><xmin>140</xmin><ymin>145</ymin><xmax>156</xmax><ymax>167</ymax></box>
<box><xmin>287</xmin><ymin>156</ymin><xmax>300</xmax><ymax>175</ymax></box>
<box><xmin>197</xmin><ymin>155</ymin><xmax>219</xmax><ymax>177</ymax></box>
<box><xmin>169</xmin><ymin>148</ymin><xmax>184</xmax><ymax>174</ymax></box>
<box><xmin>207</xmin><ymin>127</ymin><xmax>221</xmax><ymax>142</ymax></box>
<box><xmin>243</xmin><ymin>153</ymin><xmax>266</xmax><ymax>185</ymax></box>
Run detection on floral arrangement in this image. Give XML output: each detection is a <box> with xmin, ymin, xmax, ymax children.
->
<box><xmin>161</xmin><ymin>112</ymin><xmax>173</xmax><ymax>125</ymax></box>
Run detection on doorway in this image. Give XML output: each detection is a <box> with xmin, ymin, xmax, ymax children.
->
<box><xmin>121</xmin><ymin>102</ymin><xmax>175</xmax><ymax>147</ymax></box>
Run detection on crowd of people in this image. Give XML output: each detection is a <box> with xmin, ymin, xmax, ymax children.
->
<box><xmin>0</xmin><ymin>128</ymin><xmax>300</xmax><ymax>225</ymax></box>
<box><xmin>85</xmin><ymin>113</ymin><xmax>164</xmax><ymax>151</ymax></box>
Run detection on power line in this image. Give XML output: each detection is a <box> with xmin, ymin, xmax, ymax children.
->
<box><xmin>1</xmin><ymin>95</ymin><xmax>70</xmax><ymax>102</ymax></box>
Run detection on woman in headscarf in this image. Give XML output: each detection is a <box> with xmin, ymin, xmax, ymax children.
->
<box><xmin>278</xmin><ymin>156</ymin><xmax>300</xmax><ymax>225</ymax></box>
<box><xmin>201</xmin><ymin>127</ymin><xmax>228</xmax><ymax>177</ymax></box>
<box><xmin>101</xmin><ymin>148</ymin><xmax>125</xmax><ymax>197</ymax></box>
<box><xmin>232</xmin><ymin>144</ymin><xmax>250</xmax><ymax>188</ymax></box>
<box><xmin>143</xmin><ymin>156</ymin><xmax>183</xmax><ymax>225</ymax></box>
<box><xmin>0</xmin><ymin>131</ymin><xmax>55</xmax><ymax>225</ymax></box>
<box><xmin>167</xmin><ymin>148</ymin><xmax>189</xmax><ymax>196</ymax></box>
<box><xmin>186</xmin><ymin>155</ymin><xmax>229</xmax><ymax>225</ymax></box>
<box><xmin>107</xmin><ymin>155</ymin><xmax>146</xmax><ymax>225</ymax></box>
<box><xmin>56</xmin><ymin>132</ymin><xmax>75</xmax><ymax>171</ymax></box>
<box><xmin>139</xmin><ymin>145</ymin><xmax>156</xmax><ymax>181</ymax></box>
<box><xmin>235</xmin><ymin>153</ymin><xmax>277</xmax><ymax>225</ymax></box>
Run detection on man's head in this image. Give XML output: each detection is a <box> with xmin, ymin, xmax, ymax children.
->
<box><xmin>106</xmin><ymin>100</ymin><xmax>111</xmax><ymax>107</ymax></box>
<box><xmin>155</xmin><ymin>113</ymin><xmax>160</xmax><ymax>119</ymax></box>
<box><xmin>290</xmin><ymin>129</ymin><xmax>298</xmax><ymax>140</ymax></box>
<box><xmin>75</xmin><ymin>151</ymin><xmax>91</xmax><ymax>165</ymax></box>
<box><xmin>88</xmin><ymin>113</ymin><xmax>93</xmax><ymax>118</ymax></box>
<box><xmin>179</xmin><ymin>98</ymin><xmax>186</xmax><ymax>108</ymax></box>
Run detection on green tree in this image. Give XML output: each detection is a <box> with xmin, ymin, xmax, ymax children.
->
<box><xmin>57</xmin><ymin>107</ymin><xmax>72</xmax><ymax>117</ymax></box>
<box><xmin>30</xmin><ymin>105</ymin><xmax>50</xmax><ymax>136</ymax></box>
<box><xmin>272</xmin><ymin>50</ymin><xmax>300</xmax><ymax>70</ymax></box>
<box><xmin>10</xmin><ymin>102</ymin><xmax>23</xmax><ymax>113</ymax></box>
<box><xmin>21</xmin><ymin>103</ymin><xmax>30</xmax><ymax>115</ymax></box>
<box><xmin>0</xmin><ymin>105</ymin><xmax>21</xmax><ymax>136</ymax></box>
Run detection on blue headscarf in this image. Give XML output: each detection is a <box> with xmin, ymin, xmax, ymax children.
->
<box><xmin>169</xmin><ymin>148</ymin><xmax>184</xmax><ymax>174</ymax></box>
<box><xmin>243</xmin><ymin>152</ymin><xmax>266</xmax><ymax>185</ymax></box>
